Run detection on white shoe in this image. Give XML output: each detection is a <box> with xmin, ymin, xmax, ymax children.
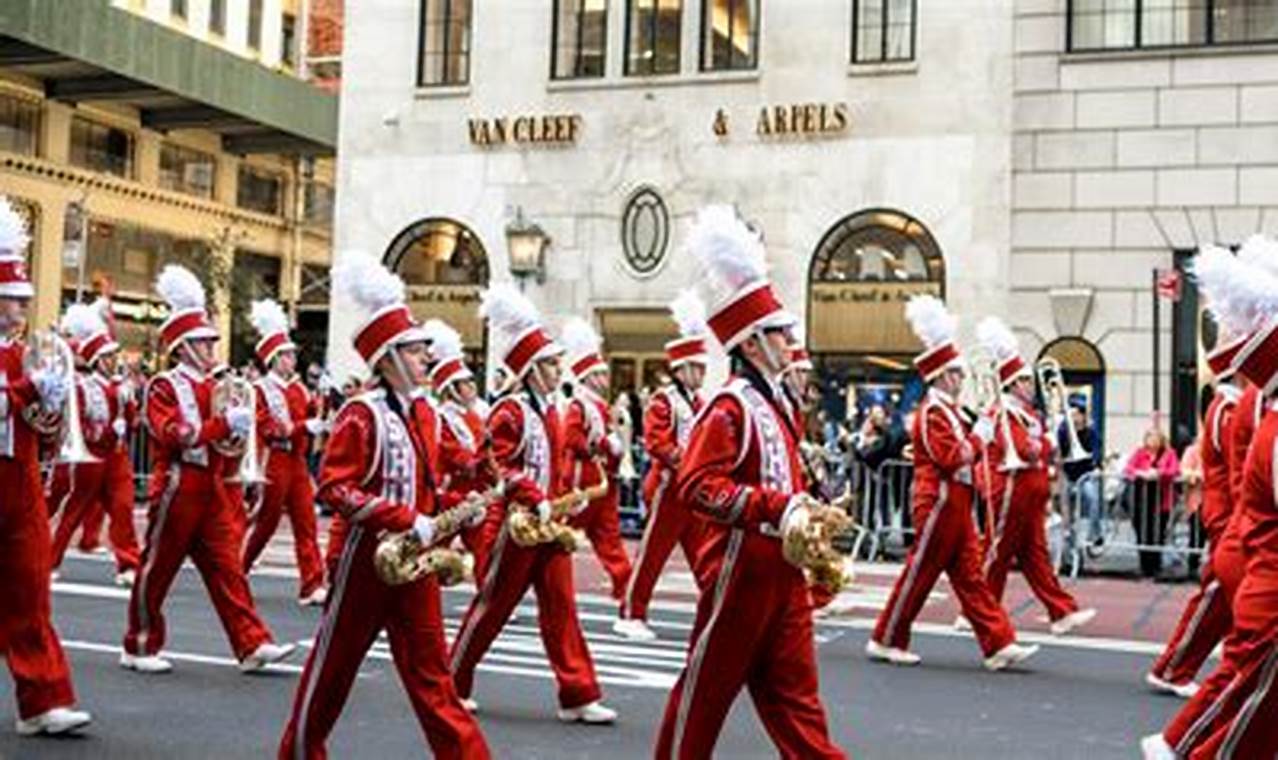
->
<box><xmin>557</xmin><ymin>700</ymin><xmax>617</xmax><ymax>724</ymax></box>
<box><xmin>1050</xmin><ymin>607</ymin><xmax>1097</xmax><ymax>636</ymax></box>
<box><xmin>115</xmin><ymin>569</ymin><xmax>136</xmax><ymax>588</ymax></box>
<box><xmin>953</xmin><ymin>615</ymin><xmax>972</xmax><ymax>632</ymax></box>
<box><xmin>984</xmin><ymin>642</ymin><xmax>1040</xmax><ymax>671</ymax></box>
<box><xmin>49</xmin><ymin>570</ymin><xmax>60</xmax><ymax>582</ymax></box>
<box><xmin>865</xmin><ymin>639</ymin><xmax>922</xmax><ymax>666</ymax></box>
<box><xmin>612</xmin><ymin>618</ymin><xmax>657</xmax><ymax>642</ymax></box>
<box><xmin>298</xmin><ymin>588</ymin><xmax>328</xmax><ymax>607</ymax></box>
<box><xmin>1140</xmin><ymin>733</ymin><xmax>1176</xmax><ymax>760</ymax></box>
<box><xmin>239</xmin><ymin>642</ymin><xmax>297</xmax><ymax>673</ymax></box>
<box><xmin>460</xmin><ymin>697</ymin><xmax>479</xmax><ymax>714</ymax></box>
<box><xmin>1145</xmin><ymin>672</ymin><xmax>1200</xmax><ymax>699</ymax></box>
<box><xmin>15</xmin><ymin>707</ymin><xmax>92</xmax><ymax>736</ymax></box>
<box><xmin>119</xmin><ymin>652</ymin><xmax>173</xmax><ymax>674</ymax></box>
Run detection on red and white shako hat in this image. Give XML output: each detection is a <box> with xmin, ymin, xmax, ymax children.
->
<box><xmin>335</xmin><ymin>251</ymin><xmax>430</xmax><ymax>366</ymax></box>
<box><xmin>250</xmin><ymin>298</ymin><xmax>296</xmax><ymax>366</ymax></box>
<box><xmin>1210</xmin><ymin>234</ymin><xmax>1278</xmax><ymax>391</ymax></box>
<box><xmin>562</xmin><ymin>317</ymin><xmax>608</xmax><ymax>382</ymax></box>
<box><xmin>156</xmin><ymin>265</ymin><xmax>219</xmax><ymax>355</ymax></box>
<box><xmin>61</xmin><ymin>298</ymin><xmax>119</xmax><ymax>366</ymax></box>
<box><xmin>784</xmin><ymin>326</ymin><xmax>813</xmax><ymax>373</ymax></box>
<box><xmin>665</xmin><ymin>289</ymin><xmax>709</xmax><ymax>369</ymax></box>
<box><xmin>906</xmin><ymin>295</ymin><xmax>964</xmax><ymax>383</ymax></box>
<box><xmin>1194</xmin><ymin>244</ymin><xmax>1255</xmax><ymax>380</ymax></box>
<box><xmin>421</xmin><ymin>318</ymin><xmax>473</xmax><ymax>391</ymax></box>
<box><xmin>0</xmin><ymin>196</ymin><xmax>34</xmax><ymax>300</ymax></box>
<box><xmin>481</xmin><ymin>283</ymin><xmax>562</xmax><ymax>379</ymax></box>
<box><xmin>689</xmin><ymin>205</ymin><xmax>797</xmax><ymax>350</ymax></box>
<box><xmin>975</xmin><ymin>315</ymin><xmax>1030</xmax><ymax>388</ymax></box>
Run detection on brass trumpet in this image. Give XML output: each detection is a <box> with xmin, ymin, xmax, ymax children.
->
<box><xmin>373</xmin><ymin>490</ymin><xmax>494</xmax><ymax>586</ymax></box>
<box><xmin>506</xmin><ymin>474</ymin><xmax>607</xmax><ymax>551</ymax></box>
<box><xmin>1036</xmin><ymin>357</ymin><xmax>1091</xmax><ymax>464</ymax></box>
<box><xmin>611</xmin><ymin>395</ymin><xmax>637</xmax><ymax>481</ymax></box>
<box><xmin>24</xmin><ymin>330</ymin><xmax>96</xmax><ymax>463</ymax></box>
<box><xmin>781</xmin><ymin>489</ymin><xmax>857</xmax><ymax>595</ymax></box>
<box><xmin>211</xmin><ymin>373</ymin><xmax>266</xmax><ymax>484</ymax></box>
<box><xmin>970</xmin><ymin>348</ymin><xmax>1026</xmax><ymax>472</ymax></box>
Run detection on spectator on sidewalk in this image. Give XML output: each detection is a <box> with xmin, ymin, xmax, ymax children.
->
<box><xmin>1058</xmin><ymin>402</ymin><xmax>1103</xmax><ymax>550</ymax></box>
<box><xmin>1179</xmin><ymin>432</ymin><xmax>1205</xmax><ymax>577</ymax></box>
<box><xmin>1122</xmin><ymin>426</ymin><xmax>1180</xmax><ymax>579</ymax></box>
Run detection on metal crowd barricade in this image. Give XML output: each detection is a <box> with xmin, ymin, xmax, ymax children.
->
<box><xmin>852</xmin><ymin>458</ymin><xmax>915</xmax><ymax>560</ymax></box>
<box><xmin>129</xmin><ymin>427</ymin><xmax>151</xmax><ymax>497</ymax></box>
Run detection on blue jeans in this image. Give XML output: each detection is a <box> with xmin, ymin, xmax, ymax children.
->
<box><xmin>1070</xmin><ymin>476</ymin><xmax>1102</xmax><ymax>543</ymax></box>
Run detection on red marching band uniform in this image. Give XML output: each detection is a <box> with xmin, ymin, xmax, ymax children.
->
<box><xmin>242</xmin><ymin>299</ymin><xmax>326</xmax><ymax>605</ymax></box>
<box><xmin>48</xmin><ymin>300</ymin><xmax>141</xmax><ymax>585</ymax></box>
<box><xmin>0</xmin><ymin>197</ymin><xmax>91</xmax><ymax>736</ymax></box>
<box><xmin>122</xmin><ymin>266</ymin><xmax>291</xmax><ymax>675</ymax></box>
<box><xmin>279</xmin><ymin>253</ymin><xmax>489</xmax><ymax>759</ymax></box>
<box><xmin>868</xmin><ymin>296</ymin><xmax>1036</xmax><ymax>669</ymax></box>
<box><xmin>448</xmin><ymin>284</ymin><xmax>614</xmax><ymax>723</ymax></box>
<box><xmin>560</xmin><ymin>317</ymin><xmax>633</xmax><ymax>603</ymax></box>
<box><xmin>619</xmin><ymin>289</ymin><xmax>710</xmax><ymax>636</ymax></box>
<box><xmin>975</xmin><ymin>317</ymin><xmax>1092</xmax><ymax>634</ymax></box>
<box><xmin>654</xmin><ymin>206</ymin><xmax>844</xmax><ymax>759</ymax></box>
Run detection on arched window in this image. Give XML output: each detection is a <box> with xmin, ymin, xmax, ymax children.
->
<box><xmin>1037</xmin><ymin>336</ymin><xmax>1107</xmax><ymax>454</ymax></box>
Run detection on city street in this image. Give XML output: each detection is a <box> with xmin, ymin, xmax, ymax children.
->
<box><xmin>1</xmin><ymin>543</ymin><xmax>1192</xmax><ymax>760</ymax></box>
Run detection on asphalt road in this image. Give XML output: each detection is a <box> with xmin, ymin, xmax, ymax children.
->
<box><xmin>0</xmin><ymin>554</ymin><xmax>1184</xmax><ymax>759</ymax></box>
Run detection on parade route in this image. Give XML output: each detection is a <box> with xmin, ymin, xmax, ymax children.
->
<box><xmin>0</xmin><ymin>551</ymin><xmax>1188</xmax><ymax>759</ymax></box>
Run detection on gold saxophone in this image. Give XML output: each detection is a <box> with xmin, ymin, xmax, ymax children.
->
<box><xmin>373</xmin><ymin>488</ymin><xmax>497</xmax><ymax>586</ymax></box>
<box><xmin>781</xmin><ymin>489</ymin><xmax>858</xmax><ymax>595</ymax></box>
<box><xmin>506</xmin><ymin>471</ymin><xmax>607</xmax><ymax>552</ymax></box>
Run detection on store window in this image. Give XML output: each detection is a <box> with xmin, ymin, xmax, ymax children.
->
<box><xmin>158</xmin><ymin>143</ymin><xmax>216</xmax><ymax>199</ymax></box>
<box><xmin>237</xmin><ymin>165</ymin><xmax>283</xmax><ymax>215</ymax></box>
<box><xmin>69</xmin><ymin>117</ymin><xmax>134</xmax><ymax>179</ymax></box>
<box><xmin>282</xmin><ymin>13</ymin><xmax>298</xmax><ymax>68</ymax></box>
<box><xmin>1037</xmin><ymin>337</ymin><xmax>1107</xmax><ymax>455</ymax></box>
<box><xmin>851</xmin><ymin>0</ymin><xmax>916</xmax><ymax>63</ymax></box>
<box><xmin>248</xmin><ymin>0</ymin><xmax>264</xmax><ymax>51</ymax></box>
<box><xmin>171</xmin><ymin>0</ymin><xmax>187</xmax><ymax>21</ymax></box>
<box><xmin>700</xmin><ymin>0</ymin><xmax>758</xmax><ymax>71</ymax></box>
<box><xmin>625</xmin><ymin>0</ymin><xmax>682</xmax><ymax>75</ymax></box>
<box><xmin>417</xmin><ymin>0</ymin><xmax>472</xmax><ymax>86</ymax></box>
<box><xmin>552</xmin><ymin>0</ymin><xmax>608</xmax><ymax>79</ymax></box>
<box><xmin>210</xmin><ymin>0</ymin><xmax>226</xmax><ymax>35</ymax></box>
<box><xmin>303</xmin><ymin>181</ymin><xmax>335</xmax><ymax>226</ymax></box>
<box><xmin>0</xmin><ymin>94</ymin><xmax>39</xmax><ymax>156</ymax></box>
<box><xmin>1069</xmin><ymin>0</ymin><xmax>1278</xmax><ymax>51</ymax></box>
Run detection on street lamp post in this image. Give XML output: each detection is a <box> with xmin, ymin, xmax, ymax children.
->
<box><xmin>505</xmin><ymin>207</ymin><xmax>549</xmax><ymax>291</ymax></box>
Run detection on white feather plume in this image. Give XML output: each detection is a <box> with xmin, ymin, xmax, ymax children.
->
<box><xmin>421</xmin><ymin>318</ymin><xmax>464</xmax><ymax>361</ymax></box>
<box><xmin>975</xmin><ymin>316</ymin><xmax>1020</xmax><ymax>362</ymax></box>
<box><xmin>1224</xmin><ymin>258</ymin><xmax>1278</xmax><ymax>333</ymax></box>
<box><xmin>905</xmin><ymin>294</ymin><xmax>957</xmax><ymax>349</ymax></box>
<box><xmin>155</xmin><ymin>265</ymin><xmax>206</xmax><ymax>312</ymax></box>
<box><xmin>1238</xmin><ymin>234</ymin><xmax>1278</xmax><ymax>278</ymax></box>
<box><xmin>333</xmin><ymin>251</ymin><xmax>405</xmax><ymax>314</ymax></box>
<box><xmin>561</xmin><ymin>317</ymin><xmax>601</xmax><ymax>360</ymax></box>
<box><xmin>480</xmin><ymin>282</ymin><xmax>542</xmax><ymax>341</ymax></box>
<box><xmin>0</xmin><ymin>196</ymin><xmax>30</xmax><ymax>255</ymax></box>
<box><xmin>249</xmin><ymin>298</ymin><xmax>290</xmax><ymax>338</ymax></box>
<box><xmin>1192</xmin><ymin>245</ymin><xmax>1248</xmax><ymax>334</ymax></box>
<box><xmin>687</xmin><ymin>205</ymin><xmax>767</xmax><ymax>305</ymax></box>
<box><xmin>61</xmin><ymin>302</ymin><xmax>106</xmax><ymax>340</ymax></box>
<box><xmin>669</xmin><ymin>289</ymin><xmax>708</xmax><ymax>338</ymax></box>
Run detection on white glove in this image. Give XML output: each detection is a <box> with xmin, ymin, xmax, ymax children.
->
<box><xmin>112</xmin><ymin>417</ymin><xmax>127</xmax><ymax>439</ymax></box>
<box><xmin>413</xmin><ymin>514</ymin><xmax>436</xmax><ymax>544</ymax></box>
<box><xmin>605</xmin><ymin>432</ymin><xmax>625</xmax><ymax>459</ymax></box>
<box><xmin>31</xmin><ymin>369</ymin><xmax>67</xmax><ymax>411</ymax></box>
<box><xmin>973</xmin><ymin>417</ymin><xmax>995</xmax><ymax>445</ymax></box>
<box><xmin>304</xmin><ymin>418</ymin><xmax>327</xmax><ymax>435</ymax></box>
<box><xmin>535</xmin><ymin>500</ymin><xmax>552</xmax><ymax>524</ymax></box>
<box><xmin>779</xmin><ymin>493</ymin><xmax>810</xmax><ymax>535</ymax></box>
<box><xmin>226</xmin><ymin>406</ymin><xmax>254</xmax><ymax>437</ymax></box>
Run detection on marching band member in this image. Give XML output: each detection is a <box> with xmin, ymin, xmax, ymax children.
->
<box><xmin>241</xmin><ymin>299</ymin><xmax>327</xmax><ymax>606</ymax></box>
<box><xmin>974</xmin><ymin>316</ymin><xmax>1095</xmax><ymax>635</ymax></box>
<box><xmin>867</xmin><ymin>296</ymin><xmax>1037</xmax><ymax>670</ymax></box>
<box><xmin>450</xmin><ymin>284</ymin><xmax>616</xmax><ymax>724</ymax></box>
<box><xmin>48</xmin><ymin>300</ymin><xmax>141</xmax><ymax>586</ymax></box>
<box><xmin>421</xmin><ymin>318</ymin><xmax>499</xmax><ymax>582</ymax></box>
<box><xmin>616</xmin><ymin>290</ymin><xmax>710</xmax><ymax>641</ymax></box>
<box><xmin>121</xmin><ymin>265</ymin><xmax>293</xmax><ymax>675</ymax></box>
<box><xmin>0</xmin><ymin>197</ymin><xmax>91</xmax><ymax>736</ymax></box>
<box><xmin>279</xmin><ymin>253</ymin><xmax>488</xmax><ymax>760</ymax></box>
<box><xmin>560</xmin><ymin>317</ymin><xmax>633</xmax><ymax>603</ymax></box>
<box><xmin>654</xmin><ymin>205</ymin><xmax>844</xmax><ymax>759</ymax></box>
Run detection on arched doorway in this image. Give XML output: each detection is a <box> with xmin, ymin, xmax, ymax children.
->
<box><xmin>384</xmin><ymin>218</ymin><xmax>489</xmax><ymax>383</ymax></box>
<box><xmin>807</xmin><ymin>208</ymin><xmax>945</xmax><ymax>426</ymax></box>
<box><xmin>1037</xmin><ymin>336</ymin><xmax>1107</xmax><ymax>456</ymax></box>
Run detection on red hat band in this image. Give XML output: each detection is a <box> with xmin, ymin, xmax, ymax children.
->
<box><xmin>1208</xmin><ymin>335</ymin><xmax>1247</xmax><ymax>378</ymax></box>
<box><xmin>914</xmin><ymin>341</ymin><xmax>962</xmax><ymax>382</ymax></box>
<box><xmin>505</xmin><ymin>327</ymin><xmax>555</xmax><ymax>377</ymax></box>
<box><xmin>789</xmin><ymin>347</ymin><xmax>813</xmax><ymax>370</ymax></box>
<box><xmin>160</xmin><ymin>309</ymin><xmax>215</xmax><ymax>354</ymax></box>
<box><xmin>997</xmin><ymin>355</ymin><xmax>1028</xmax><ymax>386</ymax></box>
<box><xmin>665</xmin><ymin>337</ymin><xmax>707</xmax><ymax>367</ymax></box>
<box><xmin>0</xmin><ymin>257</ymin><xmax>32</xmax><ymax>298</ymax></box>
<box><xmin>571</xmin><ymin>352</ymin><xmax>607</xmax><ymax>379</ymax></box>
<box><xmin>354</xmin><ymin>305</ymin><xmax>419</xmax><ymax>365</ymax></box>
<box><xmin>1234</xmin><ymin>320</ymin><xmax>1278</xmax><ymax>394</ymax></box>
<box><xmin>79</xmin><ymin>332</ymin><xmax>118</xmax><ymax>365</ymax></box>
<box><xmin>256</xmin><ymin>331</ymin><xmax>295</xmax><ymax>366</ymax></box>
<box><xmin>707</xmin><ymin>282</ymin><xmax>786</xmax><ymax>349</ymax></box>
<box><xmin>430</xmin><ymin>356</ymin><xmax>472</xmax><ymax>389</ymax></box>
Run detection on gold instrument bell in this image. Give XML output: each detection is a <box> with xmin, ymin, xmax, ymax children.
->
<box><xmin>211</xmin><ymin>373</ymin><xmax>267</xmax><ymax>484</ymax></box>
<box><xmin>373</xmin><ymin>490</ymin><xmax>493</xmax><ymax>586</ymax></box>
<box><xmin>506</xmin><ymin>473</ymin><xmax>605</xmax><ymax>551</ymax></box>
<box><xmin>781</xmin><ymin>491</ymin><xmax>857</xmax><ymax>595</ymax></box>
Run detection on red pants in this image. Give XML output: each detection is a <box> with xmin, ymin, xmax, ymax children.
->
<box><xmin>621</xmin><ymin>469</ymin><xmax>705</xmax><ymax>621</ymax></box>
<box><xmin>458</xmin><ymin>504</ymin><xmax>503</xmax><ymax>590</ymax></box>
<box><xmin>124</xmin><ymin>465</ymin><xmax>274</xmax><ymax>659</ymax></box>
<box><xmin>984</xmin><ymin>478</ymin><xmax>1079</xmax><ymax>623</ymax></box>
<box><xmin>279</xmin><ymin>525</ymin><xmax>490</xmax><ymax>760</ymax></box>
<box><xmin>654</xmin><ymin>530</ymin><xmax>845</xmax><ymax>759</ymax></box>
<box><xmin>569</xmin><ymin>488</ymin><xmax>632</xmax><ymax>601</ymax></box>
<box><xmin>242</xmin><ymin>451</ymin><xmax>324</xmax><ymax>598</ymax></box>
<box><xmin>1150</xmin><ymin>562</ymin><xmax>1231</xmax><ymax>687</ymax></box>
<box><xmin>450</xmin><ymin>525</ymin><xmax>602</xmax><ymax>708</ymax></box>
<box><xmin>48</xmin><ymin>456</ymin><xmax>140</xmax><ymax>573</ymax></box>
<box><xmin>0</xmin><ymin>469</ymin><xmax>76</xmax><ymax>720</ymax></box>
<box><xmin>873</xmin><ymin>488</ymin><xmax>1016</xmax><ymax>656</ymax></box>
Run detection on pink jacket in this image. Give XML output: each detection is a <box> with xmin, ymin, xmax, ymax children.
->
<box><xmin>1124</xmin><ymin>445</ymin><xmax>1181</xmax><ymax>512</ymax></box>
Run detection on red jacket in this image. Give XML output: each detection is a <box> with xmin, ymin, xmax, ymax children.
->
<box><xmin>487</xmin><ymin>391</ymin><xmax>565</xmax><ymax>510</ymax></box>
<box><xmin>77</xmin><ymin>372</ymin><xmax>134</xmax><ymax>459</ymax></box>
<box><xmin>437</xmin><ymin>399</ymin><xmax>496</xmax><ymax>498</ymax></box>
<box><xmin>255</xmin><ymin>373</ymin><xmax>311</xmax><ymax>456</ymax></box>
<box><xmin>1239</xmin><ymin>401</ymin><xmax>1278</xmax><ymax>573</ymax></box>
<box><xmin>985</xmin><ymin>394</ymin><xmax>1053</xmax><ymax>508</ymax></box>
<box><xmin>912</xmin><ymin>388</ymin><xmax>981</xmax><ymax>510</ymax></box>
<box><xmin>143</xmin><ymin>365</ymin><xmax>234</xmax><ymax>488</ymax></box>
<box><xmin>562</xmin><ymin>389</ymin><xmax>620</xmax><ymax>492</ymax></box>
<box><xmin>1200</xmin><ymin>386</ymin><xmax>1240</xmax><ymax>541</ymax></box>
<box><xmin>1230</xmin><ymin>383</ymin><xmax>1261</xmax><ymax>506</ymax></box>
<box><xmin>0</xmin><ymin>338</ymin><xmax>43</xmax><ymax>510</ymax></box>
<box><xmin>643</xmin><ymin>384</ymin><xmax>701</xmax><ymax>491</ymax></box>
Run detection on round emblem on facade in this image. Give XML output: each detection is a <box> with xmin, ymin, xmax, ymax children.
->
<box><xmin>620</xmin><ymin>187</ymin><xmax>670</xmax><ymax>277</ymax></box>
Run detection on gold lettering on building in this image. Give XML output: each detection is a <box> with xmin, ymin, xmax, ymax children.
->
<box><xmin>754</xmin><ymin>102</ymin><xmax>849</xmax><ymax>138</ymax></box>
<box><xmin>468</xmin><ymin>114</ymin><xmax>582</xmax><ymax>147</ymax></box>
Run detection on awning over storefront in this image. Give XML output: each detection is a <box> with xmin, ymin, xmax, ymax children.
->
<box><xmin>0</xmin><ymin>0</ymin><xmax>336</xmax><ymax>155</ymax></box>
